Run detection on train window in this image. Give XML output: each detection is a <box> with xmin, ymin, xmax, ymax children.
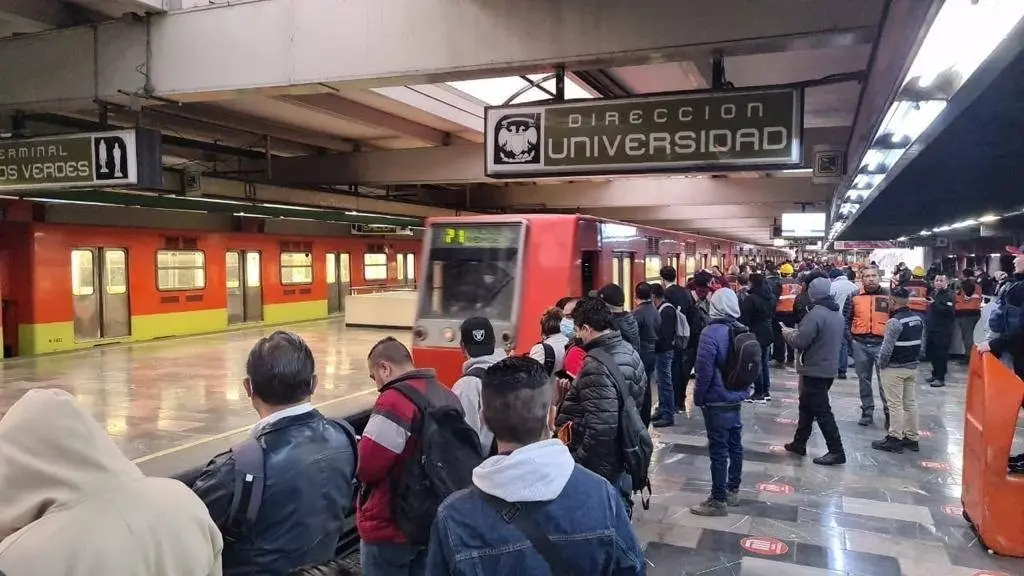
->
<box><xmin>156</xmin><ymin>250</ymin><xmax>206</xmax><ymax>291</ymax></box>
<box><xmin>245</xmin><ymin>252</ymin><xmax>262</xmax><ymax>287</ymax></box>
<box><xmin>226</xmin><ymin>251</ymin><xmax>241</xmax><ymax>289</ymax></box>
<box><xmin>104</xmin><ymin>249</ymin><xmax>127</xmax><ymax>295</ymax></box>
<box><xmin>280</xmin><ymin>252</ymin><xmax>313</xmax><ymax>285</ymax></box>
<box><xmin>71</xmin><ymin>249</ymin><xmax>95</xmax><ymax>296</ymax></box>
<box><xmin>364</xmin><ymin>253</ymin><xmax>388</xmax><ymax>281</ymax></box>
<box><xmin>405</xmin><ymin>253</ymin><xmax>416</xmax><ymax>282</ymax></box>
<box><xmin>419</xmin><ymin>223</ymin><xmax>522</xmax><ymax>321</ymax></box>
<box><xmin>326</xmin><ymin>253</ymin><xmax>337</xmax><ymax>284</ymax></box>
<box><xmin>397</xmin><ymin>253</ymin><xmax>405</xmax><ymax>281</ymax></box>
<box><xmin>339</xmin><ymin>253</ymin><xmax>351</xmax><ymax>283</ymax></box>
<box><xmin>645</xmin><ymin>255</ymin><xmax>662</xmax><ymax>282</ymax></box>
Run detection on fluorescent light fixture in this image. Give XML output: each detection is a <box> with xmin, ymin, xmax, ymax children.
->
<box><xmin>896</xmin><ymin>236</ymin><xmax>908</xmax><ymax>241</ymax></box>
<box><xmin>259</xmin><ymin>202</ymin><xmax>322</xmax><ymax>211</ymax></box>
<box><xmin>344</xmin><ymin>210</ymin><xmax>414</xmax><ymax>221</ymax></box>
<box><xmin>233</xmin><ymin>212</ymin><xmax>272</xmax><ymax>218</ymax></box>
<box><xmin>978</xmin><ymin>214</ymin><xmax>1000</xmax><ymax>222</ymax></box>
<box><xmin>778</xmin><ymin>168</ymin><xmax>813</xmax><ymax>175</ymax></box>
<box><xmin>781</xmin><ymin>212</ymin><xmax>826</xmax><ymax>238</ymax></box>
<box><xmin>951</xmin><ymin>218</ymin><xmax>978</xmax><ymax>228</ymax></box>
<box><xmin>920</xmin><ymin>230</ymin><xmax>932</xmax><ymax>236</ymax></box>
<box><xmin>447</xmin><ymin>73</ymin><xmax>595</xmax><ymax>106</ymax></box>
<box><xmin>178</xmin><ymin>196</ymin><xmax>248</xmax><ymax>206</ymax></box>
<box><xmin>601</xmin><ymin>223</ymin><xmax>637</xmax><ymax>238</ymax></box>
<box><xmin>32</xmin><ymin>198</ymin><xmax>122</xmax><ymax>207</ymax></box>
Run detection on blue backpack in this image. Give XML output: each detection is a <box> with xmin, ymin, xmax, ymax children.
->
<box><xmin>989</xmin><ymin>281</ymin><xmax>1024</xmax><ymax>338</ymax></box>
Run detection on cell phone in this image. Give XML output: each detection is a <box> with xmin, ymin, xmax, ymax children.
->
<box><xmin>554</xmin><ymin>369</ymin><xmax>573</xmax><ymax>381</ymax></box>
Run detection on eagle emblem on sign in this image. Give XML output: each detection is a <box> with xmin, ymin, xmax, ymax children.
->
<box><xmin>472</xmin><ymin>329</ymin><xmax>486</xmax><ymax>342</ymax></box>
<box><xmin>496</xmin><ymin>114</ymin><xmax>540</xmax><ymax>164</ymax></box>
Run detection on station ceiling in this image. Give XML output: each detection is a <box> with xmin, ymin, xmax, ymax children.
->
<box><xmin>0</xmin><ymin>0</ymin><xmax>935</xmax><ymax>246</ymax></box>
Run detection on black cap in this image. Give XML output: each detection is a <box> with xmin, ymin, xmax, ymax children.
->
<box><xmin>460</xmin><ymin>316</ymin><xmax>496</xmax><ymax>358</ymax></box>
<box><xmin>892</xmin><ymin>287</ymin><xmax>911</xmax><ymax>299</ymax></box>
<box><xmin>591</xmin><ymin>283</ymin><xmax>626</xmax><ymax>309</ymax></box>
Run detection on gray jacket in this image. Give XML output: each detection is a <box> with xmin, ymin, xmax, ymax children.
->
<box><xmin>452</xmin><ymin>350</ymin><xmax>508</xmax><ymax>453</ymax></box>
<box><xmin>783</xmin><ymin>295</ymin><xmax>845</xmax><ymax>379</ymax></box>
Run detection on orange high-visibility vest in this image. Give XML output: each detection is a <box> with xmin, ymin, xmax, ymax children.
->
<box><xmin>954</xmin><ymin>290</ymin><xmax>983</xmax><ymax>313</ymax></box>
<box><xmin>776</xmin><ymin>282</ymin><xmax>801</xmax><ymax>314</ymax></box>
<box><xmin>905</xmin><ymin>284</ymin><xmax>928</xmax><ymax>312</ymax></box>
<box><xmin>851</xmin><ymin>294</ymin><xmax>890</xmax><ymax>337</ymax></box>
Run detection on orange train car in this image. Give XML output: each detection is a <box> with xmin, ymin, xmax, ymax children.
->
<box><xmin>411</xmin><ymin>214</ymin><xmax>786</xmax><ymax>386</ymax></box>
<box><xmin>0</xmin><ymin>219</ymin><xmax>419</xmax><ymax>358</ymax></box>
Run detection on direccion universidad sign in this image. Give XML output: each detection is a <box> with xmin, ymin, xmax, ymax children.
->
<box><xmin>485</xmin><ymin>87</ymin><xmax>803</xmax><ymax>178</ymax></box>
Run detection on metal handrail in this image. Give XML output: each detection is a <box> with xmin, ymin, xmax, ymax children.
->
<box><xmin>348</xmin><ymin>283</ymin><xmax>418</xmax><ymax>295</ymax></box>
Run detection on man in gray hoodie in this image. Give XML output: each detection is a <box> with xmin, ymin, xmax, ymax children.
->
<box><xmin>781</xmin><ymin>277</ymin><xmax>846</xmax><ymax>465</ymax></box>
<box><xmin>453</xmin><ymin>317</ymin><xmax>508</xmax><ymax>455</ymax></box>
<box><xmin>829</xmin><ymin>268</ymin><xmax>859</xmax><ymax>380</ymax></box>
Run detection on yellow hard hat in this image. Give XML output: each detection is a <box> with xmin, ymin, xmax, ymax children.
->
<box><xmin>780</xmin><ymin>263</ymin><xmax>795</xmax><ymax>276</ymax></box>
<box><xmin>912</xmin><ymin>266</ymin><xmax>925</xmax><ymax>277</ymax></box>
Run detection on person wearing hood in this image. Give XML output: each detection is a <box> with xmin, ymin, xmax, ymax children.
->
<box><xmin>594</xmin><ymin>283</ymin><xmax>641</xmax><ymax>352</ymax></box>
<box><xmin>739</xmin><ymin>273</ymin><xmax>774</xmax><ymax>403</ymax></box>
<box><xmin>829</xmin><ymin>268</ymin><xmax>859</xmax><ymax>380</ymax></box>
<box><xmin>781</xmin><ymin>278</ymin><xmax>847</xmax><ymax>465</ymax></box>
<box><xmin>690</xmin><ymin>288</ymin><xmax>750</xmax><ymax>517</ymax></box>
<box><xmin>427</xmin><ymin>357</ymin><xmax>644</xmax><ymax>575</ymax></box>
<box><xmin>453</xmin><ymin>317</ymin><xmax>508</xmax><ymax>455</ymax></box>
<box><xmin>0</xmin><ymin>389</ymin><xmax>223</xmax><ymax>576</ymax></box>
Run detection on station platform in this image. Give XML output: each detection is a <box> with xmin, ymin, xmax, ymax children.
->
<box><xmin>641</xmin><ymin>363</ymin><xmax>1024</xmax><ymax>576</ymax></box>
<box><xmin>0</xmin><ymin>319</ymin><xmax>400</xmax><ymax>464</ymax></box>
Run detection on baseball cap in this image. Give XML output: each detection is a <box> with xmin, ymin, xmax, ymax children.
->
<box><xmin>591</xmin><ymin>283</ymin><xmax>626</xmax><ymax>309</ymax></box>
<box><xmin>460</xmin><ymin>316</ymin><xmax>496</xmax><ymax>358</ymax></box>
<box><xmin>1007</xmin><ymin>244</ymin><xmax>1024</xmax><ymax>256</ymax></box>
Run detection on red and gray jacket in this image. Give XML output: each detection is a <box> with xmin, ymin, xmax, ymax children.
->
<box><xmin>356</xmin><ymin>369</ymin><xmax>462</xmax><ymax>544</ymax></box>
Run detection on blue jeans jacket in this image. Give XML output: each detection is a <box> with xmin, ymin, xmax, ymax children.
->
<box><xmin>426</xmin><ymin>465</ymin><xmax>645</xmax><ymax>576</ymax></box>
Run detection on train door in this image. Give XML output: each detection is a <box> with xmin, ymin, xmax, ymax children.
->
<box><xmin>71</xmin><ymin>247</ymin><xmax>130</xmax><ymax>341</ymax></box>
<box><xmin>226</xmin><ymin>250</ymin><xmax>263</xmax><ymax>324</ymax></box>
<box><xmin>667</xmin><ymin>253</ymin><xmax>680</xmax><ymax>277</ymax></box>
<box><xmin>396</xmin><ymin>252</ymin><xmax>416</xmax><ymax>287</ymax></box>
<box><xmin>611</xmin><ymin>252</ymin><xmax>634</xmax><ymax>311</ymax></box>
<box><xmin>581</xmin><ymin>250</ymin><xmax>598</xmax><ymax>296</ymax></box>
<box><xmin>325</xmin><ymin>252</ymin><xmax>351</xmax><ymax>314</ymax></box>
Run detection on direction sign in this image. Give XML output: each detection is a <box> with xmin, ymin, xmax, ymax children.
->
<box><xmin>485</xmin><ymin>87</ymin><xmax>803</xmax><ymax>178</ymax></box>
<box><xmin>0</xmin><ymin>129</ymin><xmax>162</xmax><ymax>191</ymax></box>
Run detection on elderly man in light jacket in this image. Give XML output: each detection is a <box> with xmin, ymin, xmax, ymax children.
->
<box><xmin>829</xmin><ymin>268</ymin><xmax>860</xmax><ymax>379</ymax></box>
<box><xmin>0</xmin><ymin>389</ymin><xmax>223</xmax><ymax>576</ymax></box>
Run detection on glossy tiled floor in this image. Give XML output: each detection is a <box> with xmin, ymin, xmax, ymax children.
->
<box><xmin>0</xmin><ymin>319</ymin><xmax>404</xmax><ymax>460</ymax></box>
<box><xmin>640</xmin><ymin>360</ymin><xmax>1024</xmax><ymax>575</ymax></box>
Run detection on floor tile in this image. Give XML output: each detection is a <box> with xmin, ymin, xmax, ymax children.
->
<box><xmin>841</xmin><ymin>495</ymin><xmax>936</xmax><ymax>526</ymax></box>
<box><xmin>739</xmin><ymin>556</ymin><xmax>842</xmax><ymax>575</ymax></box>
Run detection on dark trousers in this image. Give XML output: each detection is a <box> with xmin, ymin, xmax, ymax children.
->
<box><xmin>773</xmin><ymin>317</ymin><xmax>796</xmax><ymax>363</ymax></box>
<box><xmin>792</xmin><ymin>376</ymin><xmax>845</xmax><ymax>454</ymax></box>
<box><xmin>753</xmin><ymin>343</ymin><xmax>772</xmax><ymax>397</ymax></box>
<box><xmin>702</xmin><ymin>405</ymin><xmax>743</xmax><ymax>501</ymax></box>
<box><xmin>838</xmin><ymin>338</ymin><xmax>849</xmax><ymax>377</ymax></box>
<box><xmin>640</xmin><ymin>350</ymin><xmax>656</xmax><ymax>427</ymax></box>
<box><xmin>674</xmin><ymin>346</ymin><xmax>696</xmax><ymax>408</ymax></box>
<box><xmin>927</xmin><ymin>333</ymin><xmax>950</xmax><ymax>381</ymax></box>
<box><xmin>655</xmin><ymin>350</ymin><xmax>676</xmax><ymax>422</ymax></box>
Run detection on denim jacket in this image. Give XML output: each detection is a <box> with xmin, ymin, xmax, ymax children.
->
<box><xmin>426</xmin><ymin>440</ymin><xmax>645</xmax><ymax>576</ymax></box>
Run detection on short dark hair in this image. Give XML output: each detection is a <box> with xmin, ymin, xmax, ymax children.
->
<box><xmin>572</xmin><ymin>296</ymin><xmax>614</xmax><ymax>332</ymax></box>
<box><xmin>749</xmin><ymin>272</ymin><xmax>764</xmax><ymax>290</ymax></box>
<box><xmin>555</xmin><ymin>296</ymin><xmax>575</xmax><ymax>310</ymax></box>
<box><xmin>660</xmin><ymin>266</ymin><xmax>677</xmax><ymax>283</ymax></box>
<box><xmin>246</xmin><ymin>331</ymin><xmax>315</xmax><ymax>405</ymax></box>
<box><xmin>481</xmin><ymin>356</ymin><xmax>551</xmax><ymax>445</ymax></box>
<box><xmin>846</xmin><ymin>268</ymin><xmax>856</xmax><ymax>281</ymax></box>
<box><xmin>368</xmin><ymin>336</ymin><xmax>413</xmax><ymax>366</ymax></box>
<box><xmin>648</xmin><ymin>282</ymin><xmax>665</xmax><ymax>299</ymax></box>
<box><xmin>539</xmin><ymin>307</ymin><xmax>563</xmax><ymax>337</ymax></box>
<box><xmin>802</xmin><ymin>270</ymin><xmax>828</xmax><ymax>287</ymax></box>
<box><xmin>635</xmin><ymin>282</ymin><xmax>652</xmax><ymax>300</ymax></box>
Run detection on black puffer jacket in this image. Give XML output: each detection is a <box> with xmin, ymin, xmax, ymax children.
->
<box><xmin>612</xmin><ymin>311</ymin><xmax>641</xmax><ymax>352</ymax></box>
<box><xmin>553</xmin><ymin>331</ymin><xmax>646</xmax><ymax>483</ymax></box>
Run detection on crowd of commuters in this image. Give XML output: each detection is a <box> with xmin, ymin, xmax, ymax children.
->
<box><xmin>2</xmin><ymin>249</ymin><xmax>1022</xmax><ymax>576</ymax></box>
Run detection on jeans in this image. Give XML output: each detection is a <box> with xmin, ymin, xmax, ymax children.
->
<box><xmin>851</xmin><ymin>339</ymin><xmax>887</xmax><ymax>414</ymax></box>
<box><xmin>674</xmin><ymin>346</ymin><xmax>697</xmax><ymax>408</ymax></box>
<box><xmin>361</xmin><ymin>541</ymin><xmax>427</xmax><ymax>576</ymax></box>
<box><xmin>792</xmin><ymin>376</ymin><xmax>844</xmax><ymax>454</ymax></box>
<box><xmin>927</xmin><ymin>333</ymin><xmax>950</xmax><ymax>381</ymax></box>
<box><xmin>702</xmin><ymin>405</ymin><xmax>743</xmax><ymax>502</ymax></box>
<box><xmin>753</xmin><ymin>343</ymin><xmax>772</xmax><ymax>397</ymax></box>
<box><xmin>879</xmin><ymin>366</ymin><xmax>920</xmax><ymax>441</ymax></box>
<box><xmin>773</xmin><ymin>317</ymin><xmax>796</xmax><ymax>363</ymax></box>
<box><xmin>838</xmin><ymin>338</ymin><xmax>849</xmax><ymax>377</ymax></box>
<box><xmin>639</xmin><ymin>350</ymin><xmax>656</xmax><ymax>427</ymax></box>
<box><xmin>655</xmin><ymin>349</ymin><xmax>676</xmax><ymax>422</ymax></box>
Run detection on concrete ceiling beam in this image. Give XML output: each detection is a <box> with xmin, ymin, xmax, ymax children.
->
<box><xmin>0</xmin><ymin>0</ymin><xmax>77</xmax><ymax>29</ymax></box>
<box><xmin>584</xmin><ymin>204</ymin><xmax>815</xmax><ymax>220</ymax></box>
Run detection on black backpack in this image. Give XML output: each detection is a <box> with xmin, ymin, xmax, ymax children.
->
<box><xmin>390</xmin><ymin>381</ymin><xmax>484</xmax><ymax>546</ymax></box>
<box><xmin>588</xmin><ymin>348</ymin><xmax>652</xmax><ymax>510</ymax></box>
<box><xmin>690</xmin><ymin>297</ymin><xmax>711</xmax><ymax>341</ymax></box>
<box><xmin>538</xmin><ymin>342</ymin><xmax>556</xmax><ymax>375</ymax></box>
<box><xmin>722</xmin><ymin>325</ymin><xmax>762</xmax><ymax>391</ymax></box>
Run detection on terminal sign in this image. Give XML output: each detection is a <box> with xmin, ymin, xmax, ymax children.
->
<box><xmin>485</xmin><ymin>87</ymin><xmax>803</xmax><ymax>178</ymax></box>
<box><xmin>0</xmin><ymin>129</ymin><xmax>161</xmax><ymax>191</ymax></box>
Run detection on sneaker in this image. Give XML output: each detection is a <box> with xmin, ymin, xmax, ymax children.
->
<box><xmin>784</xmin><ymin>442</ymin><xmax>806</xmax><ymax>456</ymax></box>
<box><xmin>858</xmin><ymin>413</ymin><xmax>873</xmax><ymax>426</ymax></box>
<box><xmin>926</xmin><ymin>376</ymin><xmax>937</xmax><ymax>383</ymax></box>
<box><xmin>726</xmin><ymin>490</ymin><xmax>741</xmax><ymax>506</ymax></box>
<box><xmin>745</xmin><ymin>395</ymin><xmax>764</xmax><ymax>403</ymax></box>
<box><xmin>652</xmin><ymin>417</ymin><xmax>675</xmax><ymax>428</ymax></box>
<box><xmin>871</xmin><ymin>436</ymin><xmax>905</xmax><ymax>453</ymax></box>
<box><xmin>837</xmin><ymin>374</ymin><xmax>848</xmax><ymax>380</ymax></box>
<box><xmin>764</xmin><ymin>394</ymin><xmax>773</xmax><ymax>402</ymax></box>
<box><xmin>930</xmin><ymin>380</ymin><xmax>946</xmax><ymax>388</ymax></box>
<box><xmin>1009</xmin><ymin>453</ymin><xmax>1024</xmax><ymax>464</ymax></box>
<box><xmin>902</xmin><ymin>439</ymin><xmax>920</xmax><ymax>452</ymax></box>
<box><xmin>690</xmin><ymin>498</ymin><xmax>728</xmax><ymax>517</ymax></box>
<box><xmin>813</xmin><ymin>452</ymin><xmax>847</xmax><ymax>465</ymax></box>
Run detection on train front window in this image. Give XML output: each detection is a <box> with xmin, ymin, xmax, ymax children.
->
<box><xmin>419</xmin><ymin>224</ymin><xmax>522</xmax><ymax>321</ymax></box>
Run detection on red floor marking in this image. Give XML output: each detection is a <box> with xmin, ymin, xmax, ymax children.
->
<box><xmin>919</xmin><ymin>460</ymin><xmax>954</xmax><ymax>471</ymax></box>
<box><xmin>941</xmin><ymin>504</ymin><xmax>963</xmax><ymax>517</ymax></box>
<box><xmin>779</xmin><ymin>397</ymin><xmax>799</xmax><ymax>404</ymax></box>
<box><xmin>739</xmin><ymin>536</ymin><xmax>789</xmax><ymax>556</ymax></box>
<box><xmin>918</xmin><ymin>430</ymin><xmax>934</xmax><ymax>438</ymax></box>
<box><xmin>774</xmin><ymin>417</ymin><xmax>798</xmax><ymax>425</ymax></box>
<box><xmin>757</xmin><ymin>482</ymin><xmax>795</xmax><ymax>495</ymax></box>
<box><xmin>768</xmin><ymin>445</ymin><xmax>788</xmax><ymax>454</ymax></box>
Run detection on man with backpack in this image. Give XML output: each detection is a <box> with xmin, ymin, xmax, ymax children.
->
<box><xmin>691</xmin><ymin>288</ymin><xmax>754</xmax><ymax>517</ymax></box>
<box><xmin>552</xmin><ymin>297</ymin><xmax>649</xmax><ymax>514</ymax></box>
<box><xmin>980</xmin><ymin>245</ymin><xmax>1024</xmax><ymax>381</ymax></box>
<box><xmin>359</xmin><ymin>337</ymin><xmax>483</xmax><ymax>576</ymax></box>
<box><xmin>529</xmin><ymin>307</ymin><xmax>569</xmax><ymax>377</ymax></box>
<box><xmin>661</xmin><ymin>266</ymin><xmax>697</xmax><ymax>417</ymax></box>
<box><xmin>453</xmin><ymin>317</ymin><xmax>509</xmax><ymax>455</ymax></box>
<box><xmin>189</xmin><ymin>331</ymin><xmax>357</xmax><ymax>575</ymax></box>
<box><xmin>426</xmin><ymin>357</ymin><xmax>645</xmax><ymax>576</ymax></box>
<box><xmin>594</xmin><ymin>283</ymin><xmax>641</xmax><ymax>352</ymax></box>
<box><xmin>632</xmin><ymin>282</ymin><xmax>660</xmax><ymax>426</ymax></box>
<box><xmin>651</xmin><ymin>283</ymin><xmax>689</xmax><ymax>427</ymax></box>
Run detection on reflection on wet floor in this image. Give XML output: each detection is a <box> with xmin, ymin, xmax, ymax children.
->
<box><xmin>641</xmin><ymin>362</ymin><xmax>1024</xmax><ymax>575</ymax></box>
<box><xmin>0</xmin><ymin>319</ymin><xmax>405</xmax><ymax>460</ymax></box>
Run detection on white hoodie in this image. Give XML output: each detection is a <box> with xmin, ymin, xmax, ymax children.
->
<box><xmin>472</xmin><ymin>439</ymin><xmax>576</xmax><ymax>502</ymax></box>
<box><xmin>452</xmin><ymin>350</ymin><xmax>507</xmax><ymax>453</ymax></box>
<box><xmin>0</xmin><ymin>389</ymin><xmax>223</xmax><ymax>576</ymax></box>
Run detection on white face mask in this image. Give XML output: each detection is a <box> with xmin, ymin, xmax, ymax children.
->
<box><xmin>560</xmin><ymin>318</ymin><xmax>575</xmax><ymax>338</ymax></box>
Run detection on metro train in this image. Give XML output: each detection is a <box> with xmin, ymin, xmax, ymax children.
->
<box><xmin>411</xmin><ymin>214</ymin><xmax>786</xmax><ymax>385</ymax></box>
<box><xmin>0</xmin><ymin>216</ymin><xmax>419</xmax><ymax>358</ymax></box>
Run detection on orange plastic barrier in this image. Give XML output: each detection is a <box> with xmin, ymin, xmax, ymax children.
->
<box><xmin>962</xmin><ymin>348</ymin><xmax>1024</xmax><ymax>557</ymax></box>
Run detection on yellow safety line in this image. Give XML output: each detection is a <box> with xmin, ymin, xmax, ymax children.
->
<box><xmin>131</xmin><ymin>387</ymin><xmax>377</xmax><ymax>464</ymax></box>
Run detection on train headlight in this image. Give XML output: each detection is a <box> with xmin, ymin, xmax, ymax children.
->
<box><xmin>413</xmin><ymin>326</ymin><xmax>427</xmax><ymax>341</ymax></box>
<box><xmin>442</xmin><ymin>328</ymin><xmax>456</xmax><ymax>343</ymax></box>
